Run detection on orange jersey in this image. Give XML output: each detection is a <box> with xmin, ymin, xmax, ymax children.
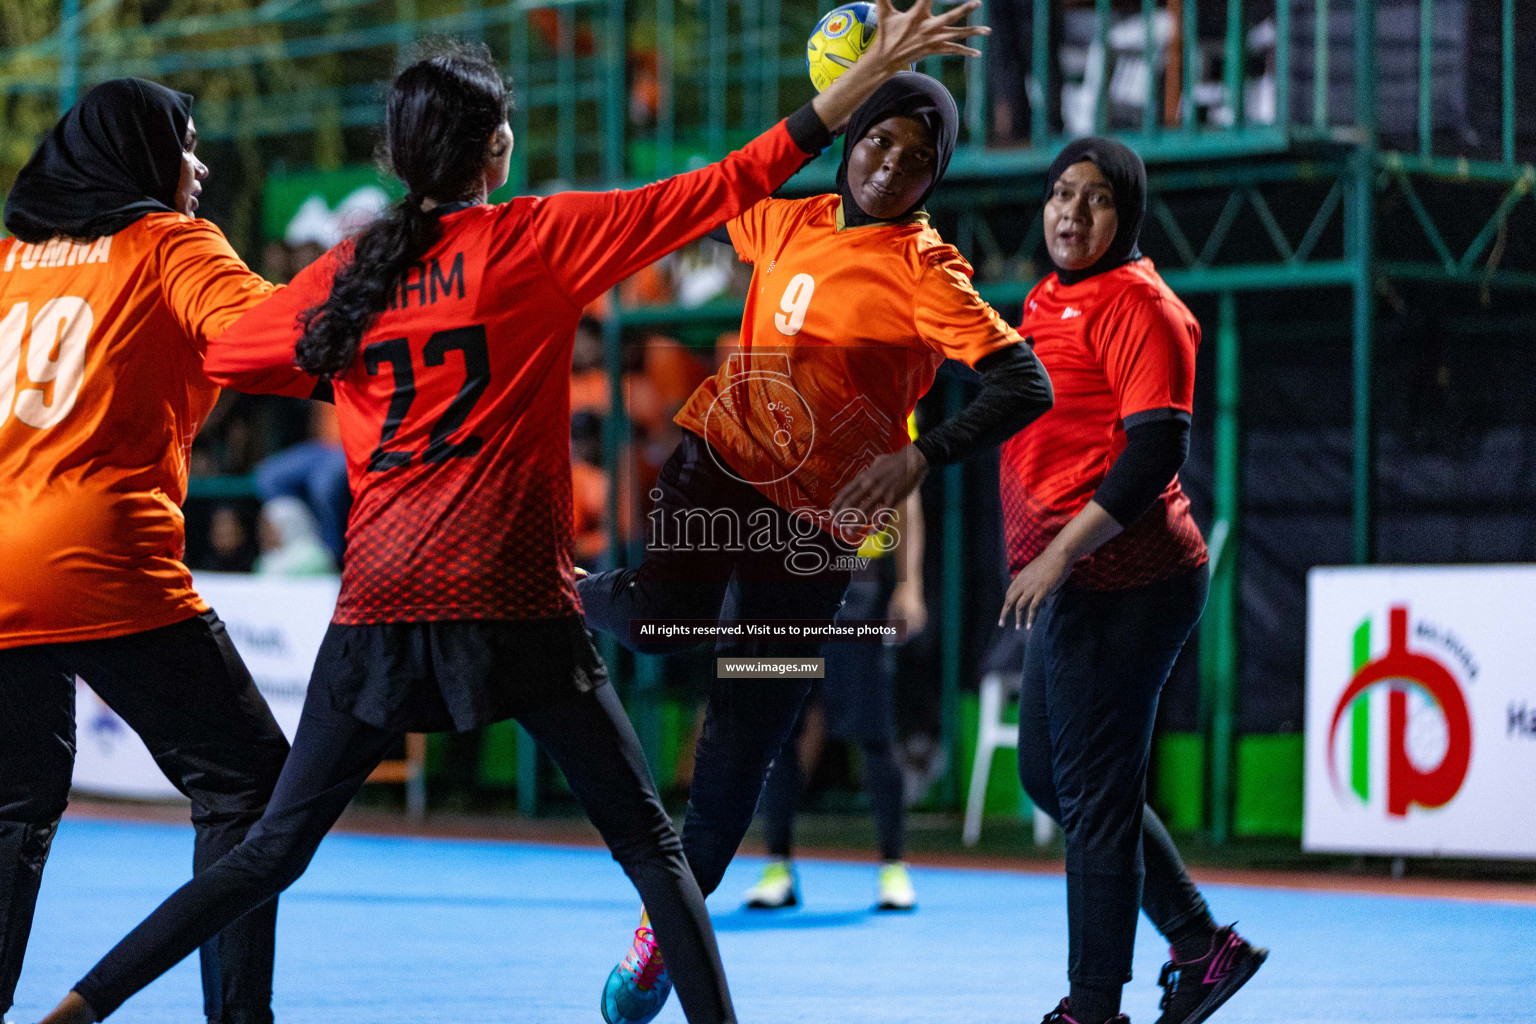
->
<box><xmin>0</xmin><ymin>213</ymin><xmax>297</xmax><ymax>649</ymax></box>
<box><xmin>674</xmin><ymin>195</ymin><xmax>1020</xmax><ymax>525</ymax></box>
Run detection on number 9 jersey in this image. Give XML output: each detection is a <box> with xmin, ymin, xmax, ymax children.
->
<box><xmin>0</xmin><ymin>214</ymin><xmax>289</xmax><ymax>649</ymax></box>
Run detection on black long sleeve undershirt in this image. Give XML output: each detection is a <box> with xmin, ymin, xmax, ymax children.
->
<box><xmin>913</xmin><ymin>342</ymin><xmax>1054</xmax><ymax>466</ymax></box>
<box><xmin>1091</xmin><ymin>410</ymin><xmax>1191</xmax><ymax>527</ymax></box>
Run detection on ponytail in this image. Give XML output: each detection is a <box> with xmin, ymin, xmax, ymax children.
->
<box><xmin>294</xmin><ymin>40</ymin><xmax>508</xmax><ymax>379</ymax></box>
<box><xmin>294</xmin><ymin>199</ymin><xmax>439</xmax><ymax>378</ymax></box>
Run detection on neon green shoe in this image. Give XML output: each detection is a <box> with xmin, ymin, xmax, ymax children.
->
<box><xmin>742</xmin><ymin>859</ymin><xmax>798</xmax><ymax>909</ymax></box>
<box><xmin>876</xmin><ymin>860</ymin><xmax>916</xmax><ymax>911</ymax></box>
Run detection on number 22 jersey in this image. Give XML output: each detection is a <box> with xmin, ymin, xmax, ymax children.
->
<box><xmin>206</xmin><ymin>119</ymin><xmax>816</xmax><ymax>625</ymax></box>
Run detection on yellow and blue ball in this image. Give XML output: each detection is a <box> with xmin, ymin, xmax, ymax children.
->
<box><xmin>806</xmin><ymin>3</ymin><xmax>878</xmax><ymax>93</ymax></box>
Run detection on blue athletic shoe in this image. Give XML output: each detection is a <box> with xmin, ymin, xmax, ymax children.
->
<box><xmin>601</xmin><ymin>925</ymin><xmax>673</xmax><ymax>1024</ymax></box>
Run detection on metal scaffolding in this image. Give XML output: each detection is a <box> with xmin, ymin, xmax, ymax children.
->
<box><xmin>5</xmin><ymin>0</ymin><xmax>1533</xmax><ymax>834</ymax></box>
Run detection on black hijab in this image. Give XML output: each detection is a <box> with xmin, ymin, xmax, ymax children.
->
<box><xmin>1043</xmin><ymin>136</ymin><xmax>1147</xmax><ymax>285</ymax></box>
<box><xmin>4</xmin><ymin>78</ymin><xmax>193</xmax><ymax>244</ymax></box>
<box><xmin>836</xmin><ymin>71</ymin><xmax>958</xmax><ymax>228</ymax></box>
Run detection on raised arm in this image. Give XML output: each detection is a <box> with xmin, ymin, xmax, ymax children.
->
<box><xmin>532</xmin><ymin>0</ymin><xmax>987</xmax><ymax>308</ymax></box>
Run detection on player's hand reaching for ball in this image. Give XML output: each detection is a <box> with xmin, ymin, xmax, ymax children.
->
<box><xmin>812</xmin><ymin>0</ymin><xmax>988</xmax><ymax>132</ymax></box>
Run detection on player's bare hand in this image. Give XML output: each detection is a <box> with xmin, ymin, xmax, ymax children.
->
<box><xmin>889</xmin><ymin>580</ymin><xmax>928</xmax><ymax>636</ymax></box>
<box><xmin>867</xmin><ymin>0</ymin><xmax>989</xmax><ymax>72</ymax></box>
<box><xmin>831</xmin><ymin>444</ymin><xmax>929</xmax><ymax>522</ymax></box>
<box><xmin>999</xmin><ymin>547</ymin><xmax>1071</xmax><ymax>631</ymax></box>
<box><xmin>813</xmin><ymin>0</ymin><xmax>989</xmax><ymax>131</ymax></box>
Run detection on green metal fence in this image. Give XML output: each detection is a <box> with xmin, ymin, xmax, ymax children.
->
<box><xmin>5</xmin><ymin>0</ymin><xmax>1535</xmax><ymax>833</ymax></box>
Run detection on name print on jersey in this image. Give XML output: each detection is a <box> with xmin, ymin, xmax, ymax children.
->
<box><xmin>387</xmin><ymin>251</ymin><xmax>467</xmax><ymax>310</ymax></box>
<box><xmin>3</xmin><ymin>235</ymin><xmax>113</xmax><ymax>272</ymax></box>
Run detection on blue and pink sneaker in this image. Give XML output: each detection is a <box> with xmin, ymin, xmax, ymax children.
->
<box><xmin>1154</xmin><ymin>923</ymin><xmax>1268</xmax><ymax>1024</ymax></box>
<box><xmin>601</xmin><ymin>925</ymin><xmax>673</xmax><ymax>1024</ymax></box>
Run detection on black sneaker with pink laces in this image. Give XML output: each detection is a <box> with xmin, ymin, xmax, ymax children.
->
<box><xmin>1040</xmin><ymin>997</ymin><xmax>1129</xmax><ymax>1024</ymax></box>
<box><xmin>1154</xmin><ymin>923</ymin><xmax>1268</xmax><ymax>1024</ymax></box>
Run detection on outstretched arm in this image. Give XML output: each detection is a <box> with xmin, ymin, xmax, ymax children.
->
<box><xmin>532</xmin><ymin>0</ymin><xmax>988</xmax><ymax>308</ymax></box>
<box><xmin>202</xmin><ymin>249</ymin><xmax>340</xmax><ymax>399</ymax></box>
<box><xmin>159</xmin><ymin>221</ymin><xmax>324</xmax><ymax>400</ymax></box>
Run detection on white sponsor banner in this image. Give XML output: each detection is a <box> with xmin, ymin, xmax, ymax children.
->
<box><xmin>72</xmin><ymin>573</ymin><xmax>339</xmax><ymax>800</ymax></box>
<box><xmin>1305</xmin><ymin>565</ymin><xmax>1536</xmax><ymax>859</ymax></box>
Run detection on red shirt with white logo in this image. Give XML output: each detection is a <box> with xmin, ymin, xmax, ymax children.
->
<box><xmin>999</xmin><ymin>259</ymin><xmax>1207</xmax><ymax>590</ymax></box>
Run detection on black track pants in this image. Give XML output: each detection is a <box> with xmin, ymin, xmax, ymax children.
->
<box><xmin>1016</xmin><ymin>567</ymin><xmax>1216</xmax><ymax>989</ymax></box>
<box><xmin>0</xmin><ymin>611</ymin><xmax>289</xmax><ymax>1024</ymax></box>
<box><xmin>73</xmin><ymin>679</ymin><xmax>736</xmax><ymax>1023</ymax></box>
<box><xmin>578</xmin><ymin>430</ymin><xmax>853</xmax><ymax>899</ymax></box>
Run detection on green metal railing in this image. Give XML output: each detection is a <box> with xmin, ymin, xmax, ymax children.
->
<box><xmin>14</xmin><ymin>1</ymin><xmax>1536</xmax><ymax>832</ymax></box>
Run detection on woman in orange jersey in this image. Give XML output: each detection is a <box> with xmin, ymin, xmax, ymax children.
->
<box><xmin>998</xmin><ymin>138</ymin><xmax>1266</xmax><ymax>1024</ymax></box>
<box><xmin>577</xmin><ymin>73</ymin><xmax>1054</xmax><ymax>1023</ymax></box>
<box><xmin>34</xmin><ymin>12</ymin><xmax>988</xmax><ymax>1024</ymax></box>
<box><xmin>0</xmin><ymin>79</ymin><xmax>315</xmax><ymax>1024</ymax></box>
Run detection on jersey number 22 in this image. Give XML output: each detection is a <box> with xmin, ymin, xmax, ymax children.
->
<box><xmin>363</xmin><ymin>324</ymin><xmax>491</xmax><ymax>472</ymax></box>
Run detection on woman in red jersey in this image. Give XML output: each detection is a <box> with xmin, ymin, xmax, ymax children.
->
<box><xmin>36</xmin><ymin>10</ymin><xmax>987</xmax><ymax>1024</ymax></box>
<box><xmin>997</xmin><ymin>138</ymin><xmax>1266</xmax><ymax>1024</ymax></box>
<box><xmin>577</xmin><ymin>72</ymin><xmax>1054</xmax><ymax>1024</ymax></box>
<box><xmin>0</xmin><ymin>79</ymin><xmax>308</xmax><ymax>1024</ymax></box>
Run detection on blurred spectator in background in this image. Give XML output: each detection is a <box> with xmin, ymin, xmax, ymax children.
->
<box><xmin>207</xmin><ymin>505</ymin><xmax>259</xmax><ymax>573</ymax></box>
<box><xmin>571</xmin><ymin>316</ymin><xmax>609</xmax><ymax>416</ymax></box>
<box><xmin>254</xmin><ymin>403</ymin><xmax>350</xmax><ymax>561</ymax></box>
<box><xmin>641</xmin><ymin>335</ymin><xmax>710</xmax><ymax>420</ymax></box>
<box><xmin>988</xmin><ymin>0</ymin><xmax>1062</xmax><ymax>145</ymax></box>
<box><xmin>254</xmin><ymin>497</ymin><xmax>336</xmax><ymax>577</ymax></box>
<box><xmin>291</xmin><ymin>240</ymin><xmax>325</xmax><ymax>273</ymax></box>
<box><xmin>260</xmin><ymin>241</ymin><xmax>294</xmax><ymax>284</ymax></box>
<box><xmin>571</xmin><ymin>411</ymin><xmax>612</xmax><ymax>567</ymax></box>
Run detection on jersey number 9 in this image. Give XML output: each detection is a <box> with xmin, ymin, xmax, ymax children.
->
<box><xmin>773</xmin><ymin>273</ymin><xmax>816</xmax><ymax>337</ymax></box>
<box><xmin>0</xmin><ymin>297</ymin><xmax>93</xmax><ymax>431</ymax></box>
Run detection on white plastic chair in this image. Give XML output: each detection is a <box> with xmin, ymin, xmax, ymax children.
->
<box><xmin>963</xmin><ymin>670</ymin><xmax>1055</xmax><ymax>848</ymax></box>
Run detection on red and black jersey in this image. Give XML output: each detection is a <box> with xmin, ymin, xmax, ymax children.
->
<box><xmin>206</xmin><ymin>120</ymin><xmax>813</xmax><ymax>624</ymax></box>
<box><xmin>999</xmin><ymin>259</ymin><xmax>1208</xmax><ymax>590</ymax></box>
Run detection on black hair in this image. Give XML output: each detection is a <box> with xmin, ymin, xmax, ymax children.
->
<box><xmin>295</xmin><ymin>40</ymin><xmax>509</xmax><ymax>379</ymax></box>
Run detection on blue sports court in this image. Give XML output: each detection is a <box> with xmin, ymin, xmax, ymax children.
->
<box><xmin>11</xmin><ymin>818</ymin><xmax>1533</xmax><ymax>1023</ymax></box>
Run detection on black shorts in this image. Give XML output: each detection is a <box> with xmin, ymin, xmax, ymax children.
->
<box><xmin>313</xmin><ymin>615</ymin><xmax>607</xmax><ymax>733</ymax></box>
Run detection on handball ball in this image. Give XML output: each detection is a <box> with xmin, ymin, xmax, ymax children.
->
<box><xmin>806</xmin><ymin>3</ymin><xmax>878</xmax><ymax>93</ymax></box>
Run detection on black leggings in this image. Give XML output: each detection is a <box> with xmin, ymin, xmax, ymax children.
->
<box><xmin>73</xmin><ymin>680</ymin><xmax>735</xmax><ymax>1023</ymax></box>
<box><xmin>1016</xmin><ymin>567</ymin><xmax>1216</xmax><ymax>991</ymax></box>
<box><xmin>578</xmin><ymin>431</ymin><xmax>853</xmax><ymax>899</ymax></box>
<box><xmin>0</xmin><ymin>611</ymin><xmax>288</xmax><ymax>1024</ymax></box>
<box><xmin>758</xmin><ymin>710</ymin><xmax>905</xmax><ymax>862</ymax></box>
<box><xmin>757</xmin><ymin>564</ymin><xmax>906</xmax><ymax>864</ymax></box>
